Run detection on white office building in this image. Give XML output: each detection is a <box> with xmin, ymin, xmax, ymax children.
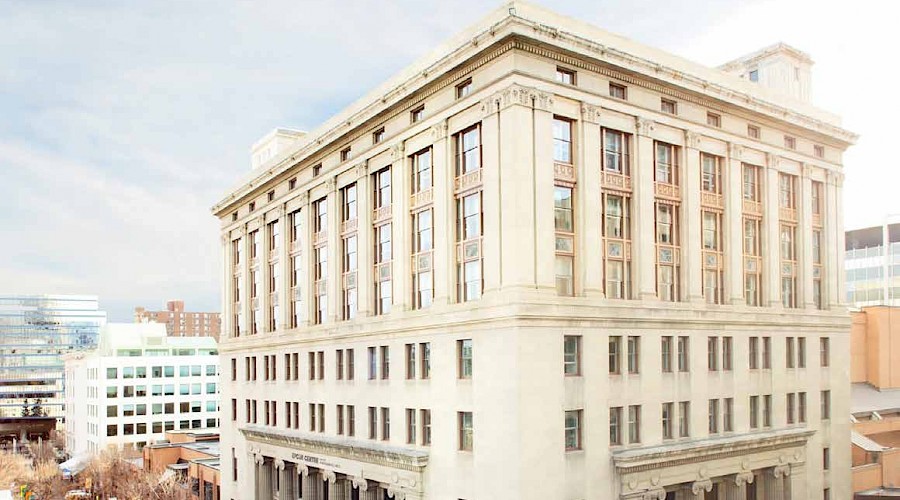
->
<box><xmin>64</xmin><ymin>323</ymin><xmax>220</xmax><ymax>456</ymax></box>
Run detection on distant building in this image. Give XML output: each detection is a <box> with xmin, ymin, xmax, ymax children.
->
<box><xmin>718</xmin><ymin>42</ymin><xmax>814</xmax><ymax>103</ymax></box>
<box><xmin>63</xmin><ymin>323</ymin><xmax>220</xmax><ymax>456</ymax></box>
<box><xmin>134</xmin><ymin>300</ymin><xmax>221</xmax><ymax>341</ymax></box>
<box><xmin>845</xmin><ymin>221</ymin><xmax>900</xmax><ymax>307</ymax></box>
<box><xmin>143</xmin><ymin>429</ymin><xmax>220</xmax><ymax>500</ymax></box>
<box><xmin>850</xmin><ymin>306</ymin><xmax>900</xmax><ymax>497</ymax></box>
<box><xmin>0</xmin><ymin>295</ymin><xmax>106</xmax><ymax>440</ymax></box>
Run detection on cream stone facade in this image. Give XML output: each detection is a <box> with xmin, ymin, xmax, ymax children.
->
<box><xmin>211</xmin><ymin>3</ymin><xmax>856</xmax><ymax>499</ymax></box>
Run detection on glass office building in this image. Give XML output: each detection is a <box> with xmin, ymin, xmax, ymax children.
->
<box><xmin>846</xmin><ymin>223</ymin><xmax>900</xmax><ymax>306</ymax></box>
<box><xmin>0</xmin><ymin>295</ymin><xmax>107</xmax><ymax>422</ymax></box>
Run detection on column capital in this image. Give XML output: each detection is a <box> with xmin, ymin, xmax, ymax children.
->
<box><xmin>691</xmin><ymin>478</ymin><xmax>713</xmax><ymax>495</ymax></box>
<box><xmin>386</xmin><ymin>484</ymin><xmax>406</xmax><ymax>500</ymax></box>
<box><xmin>321</xmin><ymin>469</ymin><xmax>337</xmax><ymax>483</ymax></box>
<box><xmin>728</xmin><ymin>142</ymin><xmax>744</xmax><ymax>160</ymax></box>
<box><xmin>351</xmin><ymin>476</ymin><xmax>369</xmax><ymax>491</ymax></box>
<box><xmin>273</xmin><ymin>458</ymin><xmax>285</xmax><ymax>471</ymax></box>
<box><xmin>298</xmin><ymin>191</ymin><xmax>310</xmax><ymax>206</ymax></box>
<box><xmin>773</xmin><ymin>464</ymin><xmax>791</xmax><ymax>479</ymax></box>
<box><xmin>325</xmin><ymin>177</ymin><xmax>337</xmax><ymax>193</ymax></box>
<box><xmin>766</xmin><ymin>152</ymin><xmax>781</xmax><ymax>169</ymax></box>
<box><xmin>252</xmin><ymin>452</ymin><xmax>264</xmax><ymax>466</ymax></box>
<box><xmin>354</xmin><ymin>162</ymin><xmax>368</xmax><ymax>180</ymax></box>
<box><xmin>635</xmin><ymin>117</ymin><xmax>655</xmax><ymax>137</ymax></box>
<box><xmin>390</xmin><ymin>142</ymin><xmax>405</xmax><ymax>160</ymax></box>
<box><xmin>430</xmin><ymin>120</ymin><xmax>448</xmax><ymax>140</ymax></box>
<box><xmin>801</xmin><ymin>163</ymin><xmax>813</xmax><ymax>178</ymax></box>
<box><xmin>684</xmin><ymin>130</ymin><xmax>702</xmax><ymax>150</ymax></box>
<box><xmin>734</xmin><ymin>471</ymin><xmax>755</xmax><ymax>487</ymax></box>
<box><xmin>580</xmin><ymin>103</ymin><xmax>601</xmax><ymax>124</ymax></box>
<box><xmin>220</xmin><ymin>233</ymin><xmax>230</xmax><ymax>244</ymax></box>
<box><xmin>298</xmin><ymin>463</ymin><xmax>310</xmax><ymax>476</ymax></box>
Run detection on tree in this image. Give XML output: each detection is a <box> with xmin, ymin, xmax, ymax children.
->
<box><xmin>30</xmin><ymin>399</ymin><xmax>44</xmax><ymax>418</ymax></box>
<box><xmin>20</xmin><ymin>399</ymin><xmax>31</xmax><ymax>417</ymax></box>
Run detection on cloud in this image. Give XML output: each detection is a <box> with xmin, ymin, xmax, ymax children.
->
<box><xmin>0</xmin><ymin>0</ymin><xmax>886</xmax><ymax>320</ymax></box>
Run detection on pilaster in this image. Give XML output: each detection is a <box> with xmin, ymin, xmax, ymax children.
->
<box><xmin>326</xmin><ymin>177</ymin><xmax>340</xmax><ymax>323</ymax></box>
<box><xmin>391</xmin><ymin>142</ymin><xmax>410</xmax><ymax>311</ymax></box>
<box><xmin>356</xmin><ymin>164</ymin><xmax>372</xmax><ymax>317</ymax></box>
<box><xmin>581</xmin><ymin>103</ymin><xmax>603</xmax><ymax>297</ymax></box>
<box><xmin>833</xmin><ymin>172</ymin><xmax>846</xmax><ymax>307</ymax></box>
<box><xmin>800</xmin><ymin>164</ymin><xmax>815</xmax><ymax>309</ymax></box>
<box><xmin>725</xmin><ymin>143</ymin><xmax>744</xmax><ymax>304</ymax></box>
<box><xmin>298</xmin><ymin>192</ymin><xmax>311</xmax><ymax>327</ymax></box>
<box><xmin>634</xmin><ymin>118</ymin><xmax>657</xmax><ymax>300</ymax></box>
<box><xmin>481</xmin><ymin>92</ymin><xmax>503</xmax><ymax>295</ymax></box>
<box><xmin>430</xmin><ymin>122</ymin><xmax>451</xmax><ymax>306</ymax></box>
<box><xmin>764</xmin><ymin>155</ymin><xmax>782</xmax><ymax>308</ymax></box>
<box><xmin>683</xmin><ymin>130</ymin><xmax>703</xmax><ymax>303</ymax></box>
<box><xmin>278</xmin><ymin>205</ymin><xmax>291</xmax><ymax>330</ymax></box>
<box><xmin>824</xmin><ymin>171</ymin><xmax>839</xmax><ymax>307</ymax></box>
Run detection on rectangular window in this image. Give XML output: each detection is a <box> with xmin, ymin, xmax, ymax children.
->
<box><xmin>406</xmin><ymin>408</ymin><xmax>416</xmax><ymax>444</ymax></box>
<box><xmin>678</xmin><ymin>401</ymin><xmax>690</xmax><ymax>437</ymax></box>
<box><xmin>603</xmin><ymin>129</ymin><xmax>630</xmax><ymax>175</ymax></box>
<box><xmin>457</xmin><ymin>191</ymin><xmax>483</xmax><ymax>302</ymax></box>
<box><xmin>820</xmin><ymin>338</ymin><xmax>830</xmax><ymax>367</ymax></box>
<box><xmin>763</xmin><ymin>395</ymin><xmax>772</xmax><ymax>427</ymax></box>
<box><xmin>750</xmin><ymin>396</ymin><xmax>759</xmax><ymax>429</ymax></box>
<box><xmin>458</xmin><ymin>339</ymin><xmax>473</xmax><ymax>379</ymax></box>
<box><xmin>405</xmin><ymin>344</ymin><xmax>416</xmax><ymax>380</ymax></box>
<box><xmin>724</xmin><ymin>398</ymin><xmax>733</xmax><ymax>432</ymax></box>
<box><xmin>609</xmin><ymin>336</ymin><xmax>622</xmax><ymax>374</ymax></box>
<box><xmin>313</xmin><ymin>163</ymin><xmax>322</xmax><ymax>177</ymax></box>
<box><xmin>708</xmin><ymin>336</ymin><xmax>719</xmax><ymax>371</ymax></box>
<box><xmin>348</xmin><ymin>405</ymin><xmax>355</xmax><ymax>436</ymax></box>
<box><xmin>553</xmin><ymin>117</ymin><xmax>573</xmax><ymax>164</ymax></box>
<box><xmin>798</xmin><ymin>337</ymin><xmax>806</xmax><ymax>368</ymax></box>
<box><xmin>410</xmin><ymin>105</ymin><xmax>425</xmax><ymax>124</ymax></box>
<box><xmin>706</xmin><ymin>112</ymin><xmax>721</xmax><ymax>128</ymax></box>
<box><xmin>661</xmin><ymin>98</ymin><xmax>677</xmax><ymax>115</ymax></box>
<box><xmin>787</xmin><ymin>393</ymin><xmax>796</xmax><ymax>424</ymax></box>
<box><xmin>368</xmin><ymin>347</ymin><xmax>376</xmax><ymax>380</ymax></box>
<box><xmin>677</xmin><ymin>336</ymin><xmax>689</xmax><ymax>372</ymax></box>
<box><xmin>421</xmin><ymin>409</ymin><xmax>432</xmax><ymax>446</ymax></box>
<box><xmin>340</xmin><ymin>146</ymin><xmax>351</xmax><ymax>162</ymax></box>
<box><xmin>662</xmin><ymin>402</ymin><xmax>674</xmax><ymax>440</ymax></box>
<box><xmin>564</xmin><ymin>336</ymin><xmax>581</xmax><ymax>376</ymax></box>
<box><xmin>799</xmin><ymin>392</ymin><xmax>807</xmax><ymax>423</ymax></box>
<box><xmin>419</xmin><ymin>343</ymin><xmax>431</xmax><ymax>379</ymax></box>
<box><xmin>654</xmin><ymin>142</ymin><xmax>679</xmax><ymax>186</ymax></box>
<box><xmin>784</xmin><ymin>135</ymin><xmax>796</xmax><ymax>150</ymax></box>
<box><xmin>556</xmin><ymin>67</ymin><xmax>576</xmax><ymax>85</ymax></box>
<box><xmin>373</xmin><ymin>127</ymin><xmax>385</xmax><ymax>144</ymax></box>
<box><xmin>814</xmin><ymin>145</ymin><xmax>825</xmax><ymax>158</ymax></box>
<box><xmin>455</xmin><ymin>78</ymin><xmax>472</xmax><ymax>99</ymax></box>
<box><xmin>627</xmin><ymin>336</ymin><xmax>640</xmax><ymax>374</ymax></box>
<box><xmin>787</xmin><ymin>337</ymin><xmax>796</xmax><ymax>369</ymax></box>
<box><xmin>708</xmin><ymin>399</ymin><xmax>719</xmax><ymax>434</ymax></box>
<box><xmin>609</xmin><ymin>82</ymin><xmax>627</xmax><ymax>100</ymax></box>
<box><xmin>412</xmin><ymin>209</ymin><xmax>434</xmax><ymax>309</ymax></box>
<box><xmin>821</xmin><ymin>390</ymin><xmax>831</xmax><ymax>420</ymax></box>
<box><xmin>823</xmin><ymin>448</ymin><xmax>830</xmax><ymax>470</ymax></box>
<box><xmin>347</xmin><ymin>348</ymin><xmax>355</xmax><ymax>380</ymax></box>
<box><xmin>336</xmin><ymin>350</ymin><xmax>344</xmax><ymax>381</ymax></box>
<box><xmin>564</xmin><ymin>410</ymin><xmax>582</xmax><ymax>450</ymax></box>
<box><xmin>661</xmin><ymin>336</ymin><xmax>673</xmax><ymax>373</ymax></box>
<box><xmin>722</xmin><ymin>337</ymin><xmax>733</xmax><ymax>371</ymax></box>
<box><xmin>609</xmin><ymin>407</ymin><xmax>623</xmax><ymax>445</ymax></box>
<box><xmin>627</xmin><ymin>405</ymin><xmax>641</xmax><ymax>443</ymax></box>
<box><xmin>763</xmin><ymin>337</ymin><xmax>771</xmax><ymax>369</ymax></box>
<box><xmin>368</xmin><ymin>406</ymin><xmax>377</xmax><ymax>439</ymax></box>
<box><xmin>554</xmin><ymin>186</ymin><xmax>575</xmax><ymax>297</ymax></box>
<box><xmin>458</xmin><ymin>411</ymin><xmax>473</xmax><ymax>451</ymax></box>
<box><xmin>381</xmin><ymin>407</ymin><xmax>390</xmax><ymax>441</ymax></box>
<box><xmin>748</xmin><ymin>124</ymin><xmax>760</xmax><ymax>139</ymax></box>
<box><xmin>380</xmin><ymin>346</ymin><xmax>390</xmax><ymax>380</ymax></box>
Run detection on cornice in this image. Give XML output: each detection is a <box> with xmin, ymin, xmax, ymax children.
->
<box><xmin>613</xmin><ymin>428</ymin><xmax>813</xmax><ymax>475</ymax></box>
<box><xmin>241</xmin><ymin>427</ymin><xmax>429</xmax><ymax>473</ymax></box>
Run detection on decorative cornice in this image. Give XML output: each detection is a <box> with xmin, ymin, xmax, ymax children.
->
<box><xmin>613</xmin><ymin>428</ymin><xmax>813</xmax><ymax>474</ymax></box>
<box><xmin>581</xmin><ymin>103</ymin><xmax>601</xmax><ymax>124</ymax></box>
<box><xmin>241</xmin><ymin>427</ymin><xmax>429</xmax><ymax>473</ymax></box>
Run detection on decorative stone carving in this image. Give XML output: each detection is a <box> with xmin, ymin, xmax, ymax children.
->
<box><xmin>390</xmin><ymin>142</ymin><xmax>405</xmax><ymax>160</ymax></box>
<box><xmin>253</xmin><ymin>452</ymin><xmax>264</xmax><ymax>466</ymax></box>
<box><xmin>386</xmin><ymin>485</ymin><xmax>406</xmax><ymax>500</ymax></box>
<box><xmin>773</xmin><ymin>464</ymin><xmax>791</xmax><ymax>479</ymax></box>
<box><xmin>325</xmin><ymin>177</ymin><xmax>337</xmax><ymax>192</ymax></box>
<box><xmin>691</xmin><ymin>479</ymin><xmax>713</xmax><ymax>495</ymax></box>
<box><xmin>636</xmin><ymin>118</ymin><xmax>655</xmax><ymax>137</ymax></box>
<box><xmin>766</xmin><ymin>152</ymin><xmax>781</xmax><ymax>169</ymax></box>
<box><xmin>641</xmin><ymin>488</ymin><xmax>666</xmax><ymax>500</ymax></box>
<box><xmin>685</xmin><ymin>130</ymin><xmax>701</xmax><ymax>149</ymax></box>
<box><xmin>298</xmin><ymin>192</ymin><xmax>309</xmax><ymax>206</ymax></box>
<box><xmin>735</xmin><ymin>471</ymin><xmax>755</xmax><ymax>487</ymax></box>
<box><xmin>355</xmin><ymin>162</ymin><xmax>367</xmax><ymax>179</ymax></box>
<box><xmin>351</xmin><ymin>476</ymin><xmax>368</xmax><ymax>491</ymax></box>
<box><xmin>533</xmin><ymin>90</ymin><xmax>554</xmax><ymax>111</ymax></box>
<box><xmin>273</xmin><ymin>459</ymin><xmax>285</xmax><ymax>471</ymax></box>
<box><xmin>430</xmin><ymin>121</ymin><xmax>448</xmax><ymax>140</ymax></box>
<box><xmin>297</xmin><ymin>463</ymin><xmax>309</xmax><ymax>476</ymax></box>
<box><xmin>580</xmin><ymin>103</ymin><xmax>601</xmax><ymax>124</ymax></box>
<box><xmin>321</xmin><ymin>469</ymin><xmax>337</xmax><ymax>483</ymax></box>
<box><xmin>728</xmin><ymin>142</ymin><xmax>744</xmax><ymax>160</ymax></box>
<box><xmin>480</xmin><ymin>96</ymin><xmax>500</xmax><ymax>118</ymax></box>
<box><xmin>501</xmin><ymin>84</ymin><xmax>533</xmax><ymax>109</ymax></box>
<box><xmin>801</xmin><ymin>163</ymin><xmax>812</xmax><ymax>178</ymax></box>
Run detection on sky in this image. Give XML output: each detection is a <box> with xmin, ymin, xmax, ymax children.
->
<box><xmin>0</xmin><ymin>0</ymin><xmax>895</xmax><ymax>321</ymax></box>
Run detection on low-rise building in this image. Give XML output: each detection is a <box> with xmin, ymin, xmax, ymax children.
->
<box><xmin>850</xmin><ymin>306</ymin><xmax>900</xmax><ymax>497</ymax></box>
<box><xmin>134</xmin><ymin>300</ymin><xmax>221</xmax><ymax>341</ymax></box>
<box><xmin>143</xmin><ymin>430</ymin><xmax>221</xmax><ymax>500</ymax></box>
<box><xmin>63</xmin><ymin>323</ymin><xmax>220</xmax><ymax>456</ymax></box>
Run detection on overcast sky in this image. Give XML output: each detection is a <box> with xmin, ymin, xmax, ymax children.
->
<box><xmin>0</xmin><ymin>0</ymin><xmax>894</xmax><ymax>321</ymax></box>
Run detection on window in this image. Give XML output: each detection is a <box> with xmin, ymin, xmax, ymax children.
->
<box><xmin>750</xmin><ymin>396</ymin><xmax>759</xmax><ymax>429</ymax></box>
<box><xmin>420</xmin><ymin>409</ymin><xmax>432</xmax><ymax>446</ymax></box>
<box><xmin>763</xmin><ymin>337</ymin><xmax>771</xmax><ymax>369</ymax></box>
<box><xmin>748</xmin><ymin>69</ymin><xmax>758</xmax><ymax>82</ymax></box>
<box><xmin>708</xmin><ymin>336</ymin><xmax>719</xmax><ymax>371</ymax></box>
<box><xmin>458</xmin><ymin>411</ymin><xmax>473</xmax><ymax>451</ymax></box>
<box><xmin>820</xmin><ymin>338</ymin><xmax>830</xmax><ymax>367</ymax></box>
<box><xmin>410</xmin><ymin>105</ymin><xmax>425</xmax><ymax>123</ymax></box>
<box><xmin>701</xmin><ymin>154</ymin><xmax>721</xmax><ymax>194</ymax></box>
<box><xmin>367</xmin><ymin>407</ymin><xmax>377</xmax><ymax>439</ymax></box>
<box><xmin>821</xmin><ymin>390</ymin><xmax>831</xmax><ymax>420</ymax></box>
<box><xmin>656</xmin><ymin>203</ymin><xmax>680</xmax><ymax>302</ymax></box>
<box><xmin>347</xmin><ymin>349</ymin><xmax>355</xmax><ymax>380</ymax></box>
<box><xmin>677</xmin><ymin>336</ymin><xmax>689</xmax><ymax>372</ymax></box>
<box><xmin>107</xmin><ymin>367</ymin><xmax>117</xmax><ymax>379</ymax></box>
<box><xmin>748</xmin><ymin>124</ymin><xmax>760</xmax><ymax>139</ymax></box>
<box><xmin>313</xmin><ymin>163</ymin><xmax>322</xmax><ymax>177</ymax></box>
<box><xmin>406</xmin><ymin>409</ymin><xmax>416</xmax><ymax>444</ymax></box>
<box><xmin>787</xmin><ymin>393</ymin><xmax>796</xmax><ymax>424</ymax></box>
<box><xmin>419</xmin><ymin>343</ymin><xmax>431</xmax><ymax>379</ymax></box>
<box><xmin>786</xmin><ymin>337</ymin><xmax>796</xmax><ymax>369</ymax></box>
<box><xmin>724</xmin><ymin>398</ymin><xmax>733</xmax><ymax>432</ymax></box>
<box><xmin>722</xmin><ymin>337</ymin><xmax>733</xmax><ymax>371</ymax></box>
<box><xmin>660</xmin><ymin>98</ymin><xmax>677</xmax><ymax>115</ymax></box>
<box><xmin>457</xmin><ymin>194</ymin><xmax>482</xmax><ymax>301</ymax></box>
<box><xmin>556</xmin><ymin>67</ymin><xmax>576</xmax><ymax>85</ymax></box>
<box><xmin>554</xmin><ymin>186</ymin><xmax>575</xmax><ymax>296</ymax></box>
<box><xmin>784</xmin><ymin>135</ymin><xmax>796</xmax><ymax>150</ymax></box>
<box><xmin>458</xmin><ymin>339</ymin><xmax>473</xmax><ymax>379</ymax></box>
<box><xmin>799</xmin><ymin>392</ymin><xmax>807</xmax><ymax>423</ymax></box>
<box><xmin>609</xmin><ymin>336</ymin><xmax>622</xmax><ymax>374</ymax></box>
<box><xmin>553</xmin><ymin>117</ymin><xmax>573</xmax><ymax>164</ymax></box>
<box><xmin>603</xmin><ymin>129</ymin><xmax>630</xmax><ymax>174</ymax></box>
<box><xmin>340</xmin><ymin>146</ymin><xmax>351</xmax><ymax>162</ymax></box>
<box><xmin>373</xmin><ymin>127</ymin><xmax>385</xmax><ymax>144</ymax></box>
<box><xmin>627</xmin><ymin>336</ymin><xmax>640</xmax><ymax>374</ymax></box>
<box><xmin>708</xmin><ymin>399</ymin><xmax>719</xmax><ymax>434</ymax></box>
<box><xmin>654</xmin><ymin>142</ymin><xmax>678</xmax><ymax>185</ymax></box>
<box><xmin>405</xmin><ymin>344</ymin><xmax>416</xmax><ymax>380</ymax></box>
<box><xmin>798</xmin><ymin>337</ymin><xmax>806</xmax><ymax>368</ymax></box>
<box><xmin>678</xmin><ymin>401</ymin><xmax>690</xmax><ymax>437</ymax></box>
<box><xmin>289</xmin><ymin>177</ymin><xmax>297</xmax><ymax>190</ymax></box>
<box><xmin>627</xmin><ymin>405</ymin><xmax>641</xmax><ymax>443</ymax></box>
<box><xmin>367</xmin><ymin>347</ymin><xmax>376</xmax><ymax>380</ymax></box>
<box><xmin>381</xmin><ymin>407</ymin><xmax>390</xmax><ymax>441</ymax></box>
<box><xmin>707</xmin><ymin>112</ymin><xmax>721</xmax><ymax>128</ymax></box>
<box><xmin>249</xmin><ymin>201</ymin><xmax>255</xmax><ymax>212</ymax></box>
<box><xmin>823</xmin><ymin>448</ymin><xmax>830</xmax><ymax>470</ymax></box>
<box><xmin>661</xmin><ymin>336</ymin><xmax>673</xmax><ymax>373</ymax></box>
<box><xmin>609</xmin><ymin>407</ymin><xmax>623</xmax><ymax>445</ymax></box>
<box><xmin>380</xmin><ymin>346</ymin><xmax>390</xmax><ymax>380</ymax></box>
<box><xmin>564</xmin><ymin>410</ymin><xmax>582</xmax><ymax>450</ymax></box>
<box><xmin>455</xmin><ymin>78</ymin><xmax>472</xmax><ymax>99</ymax></box>
<box><xmin>564</xmin><ymin>336</ymin><xmax>581</xmax><ymax>376</ymax></box>
<box><xmin>267</xmin><ymin>190</ymin><xmax>274</xmax><ymax>202</ymax></box>
<box><xmin>348</xmin><ymin>405</ymin><xmax>355</xmax><ymax>436</ymax></box>
<box><xmin>763</xmin><ymin>395</ymin><xmax>772</xmax><ymax>427</ymax></box>
<box><xmin>662</xmin><ymin>402</ymin><xmax>674</xmax><ymax>440</ymax></box>
<box><xmin>412</xmin><ymin>208</ymin><xmax>434</xmax><ymax>309</ymax></box>
<box><xmin>609</xmin><ymin>82</ymin><xmax>627</xmax><ymax>100</ymax></box>
<box><xmin>814</xmin><ymin>145</ymin><xmax>825</xmax><ymax>158</ymax></box>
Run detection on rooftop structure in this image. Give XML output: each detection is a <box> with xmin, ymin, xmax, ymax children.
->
<box><xmin>213</xmin><ymin>2</ymin><xmax>854</xmax><ymax>499</ymax></box>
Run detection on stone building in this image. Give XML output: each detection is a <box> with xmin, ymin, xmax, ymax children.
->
<box><xmin>211</xmin><ymin>2</ymin><xmax>856</xmax><ymax>499</ymax></box>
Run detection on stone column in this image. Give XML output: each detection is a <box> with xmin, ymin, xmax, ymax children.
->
<box><xmin>326</xmin><ymin>177</ymin><xmax>340</xmax><ymax>323</ymax></box>
<box><xmin>580</xmin><ymin>103</ymin><xmax>603</xmax><ymax>298</ymax></box>
<box><xmin>302</xmin><ymin>467</ymin><xmax>321</xmax><ymax>500</ymax></box>
<box><xmin>256</xmin><ymin>456</ymin><xmax>273</xmax><ymax>500</ymax></box>
<box><xmin>390</xmin><ymin>142</ymin><xmax>410</xmax><ymax>311</ymax></box>
<box><xmin>634</xmin><ymin>118</ymin><xmax>657</xmax><ymax>300</ymax></box>
<box><xmin>833</xmin><ymin>173</ymin><xmax>846</xmax><ymax>307</ymax></box>
<box><xmin>724</xmin><ymin>471</ymin><xmax>753</xmax><ymax>500</ymax></box>
<box><xmin>430</xmin><ymin>121</ymin><xmax>451</xmax><ymax>306</ymax></box>
<box><xmin>799</xmin><ymin>164</ymin><xmax>814</xmax><ymax>309</ymax></box>
<box><xmin>279</xmin><ymin>461</ymin><xmax>298</xmax><ymax>500</ymax></box>
<box><xmin>725</xmin><ymin>143</ymin><xmax>745</xmax><ymax>304</ymax></box>
<box><xmin>279</xmin><ymin>204</ymin><xmax>291</xmax><ymax>330</ymax></box>
<box><xmin>690</xmin><ymin>479</ymin><xmax>712</xmax><ymax>498</ymax></box>
<box><xmin>788</xmin><ymin>462</ymin><xmax>806</xmax><ymax>500</ymax></box>
<box><xmin>241</xmin><ymin>225</ymin><xmax>251</xmax><ymax>335</ymax></box>
<box><xmin>298</xmin><ymin>192</ymin><xmax>311</xmax><ymax>327</ymax></box>
<box><xmin>480</xmin><ymin>90</ymin><xmax>504</xmax><ymax>295</ymax></box>
<box><xmin>763</xmin><ymin>465</ymin><xmax>790</xmax><ymax>500</ymax></box>
<box><xmin>683</xmin><ymin>130</ymin><xmax>703</xmax><ymax>303</ymax></box>
<box><xmin>764</xmin><ymin>155</ymin><xmax>782</xmax><ymax>308</ymax></box>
